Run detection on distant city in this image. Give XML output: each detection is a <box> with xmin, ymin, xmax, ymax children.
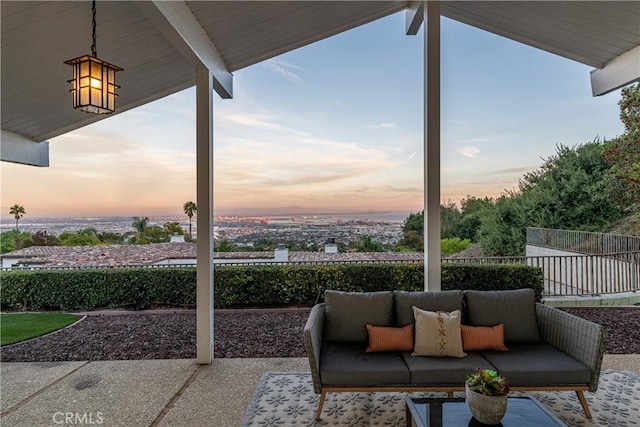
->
<box><xmin>0</xmin><ymin>212</ymin><xmax>411</xmax><ymax>248</ymax></box>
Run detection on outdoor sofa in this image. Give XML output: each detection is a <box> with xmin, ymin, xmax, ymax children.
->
<box><xmin>303</xmin><ymin>288</ymin><xmax>606</xmax><ymax>420</ymax></box>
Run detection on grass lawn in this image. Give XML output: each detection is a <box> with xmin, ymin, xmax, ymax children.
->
<box><xmin>1</xmin><ymin>313</ymin><xmax>81</xmax><ymax>346</ymax></box>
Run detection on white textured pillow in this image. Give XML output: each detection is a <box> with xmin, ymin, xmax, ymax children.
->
<box><xmin>412</xmin><ymin>307</ymin><xmax>467</xmax><ymax>358</ymax></box>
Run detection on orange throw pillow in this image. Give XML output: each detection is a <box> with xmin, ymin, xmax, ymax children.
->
<box><xmin>461</xmin><ymin>324</ymin><xmax>508</xmax><ymax>351</ymax></box>
<box><xmin>365</xmin><ymin>324</ymin><xmax>414</xmax><ymax>352</ymax></box>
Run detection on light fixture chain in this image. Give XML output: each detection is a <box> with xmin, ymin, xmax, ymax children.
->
<box><xmin>91</xmin><ymin>0</ymin><xmax>97</xmax><ymax>58</ymax></box>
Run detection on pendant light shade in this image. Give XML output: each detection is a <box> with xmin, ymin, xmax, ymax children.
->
<box><xmin>64</xmin><ymin>55</ymin><xmax>122</xmax><ymax>114</ymax></box>
<box><xmin>64</xmin><ymin>0</ymin><xmax>122</xmax><ymax>114</ymax></box>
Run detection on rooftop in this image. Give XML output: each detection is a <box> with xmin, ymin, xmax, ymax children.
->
<box><xmin>1</xmin><ymin>243</ymin><xmax>423</xmax><ymax>268</ymax></box>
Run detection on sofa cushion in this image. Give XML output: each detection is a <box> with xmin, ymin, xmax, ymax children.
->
<box><xmin>402</xmin><ymin>352</ymin><xmax>494</xmax><ymax>385</ymax></box>
<box><xmin>366</xmin><ymin>324</ymin><xmax>414</xmax><ymax>353</ymax></box>
<box><xmin>324</xmin><ymin>290</ymin><xmax>394</xmax><ymax>343</ymax></box>
<box><xmin>464</xmin><ymin>289</ymin><xmax>541</xmax><ymax>342</ymax></box>
<box><xmin>461</xmin><ymin>324</ymin><xmax>508</xmax><ymax>352</ymax></box>
<box><xmin>394</xmin><ymin>290</ymin><xmax>464</xmax><ymax>326</ymax></box>
<box><xmin>412</xmin><ymin>308</ymin><xmax>466</xmax><ymax>358</ymax></box>
<box><xmin>320</xmin><ymin>342</ymin><xmax>411</xmax><ymax>386</ymax></box>
<box><xmin>481</xmin><ymin>343</ymin><xmax>591</xmax><ymax>386</ymax></box>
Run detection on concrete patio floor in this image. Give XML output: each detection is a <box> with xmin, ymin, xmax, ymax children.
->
<box><xmin>1</xmin><ymin>355</ymin><xmax>638</xmax><ymax>426</ymax></box>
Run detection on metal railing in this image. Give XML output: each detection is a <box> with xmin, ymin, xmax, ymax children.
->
<box><xmin>527</xmin><ymin>227</ymin><xmax>640</xmax><ymax>255</ymax></box>
<box><xmin>443</xmin><ymin>251</ymin><xmax>640</xmax><ymax>296</ymax></box>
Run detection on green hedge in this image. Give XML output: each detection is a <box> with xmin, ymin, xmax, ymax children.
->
<box><xmin>0</xmin><ymin>263</ymin><xmax>543</xmax><ymax>311</ymax></box>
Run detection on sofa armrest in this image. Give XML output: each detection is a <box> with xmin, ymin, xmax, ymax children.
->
<box><xmin>536</xmin><ymin>303</ymin><xmax>606</xmax><ymax>391</ymax></box>
<box><xmin>304</xmin><ymin>303</ymin><xmax>325</xmax><ymax>394</ymax></box>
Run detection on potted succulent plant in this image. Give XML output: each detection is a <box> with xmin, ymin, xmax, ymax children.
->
<box><xmin>465</xmin><ymin>369</ymin><xmax>510</xmax><ymax>425</ymax></box>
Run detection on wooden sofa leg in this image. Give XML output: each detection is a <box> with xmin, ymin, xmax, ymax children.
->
<box><xmin>447</xmin><ymin>391</ymin><xmax>454</xmax><ymax>398</ymax></box>
<box><xmin>575</xmin><ymin>391</ymin><xmax>592</xmax><ymax>419</ymax></box>
<box><xmin>315</xmin><ymin>391</ymin><xmax>327</xmax><ymax>421</ymax></box>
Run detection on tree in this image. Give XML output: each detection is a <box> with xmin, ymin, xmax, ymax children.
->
<box><xmin>97</xmin><ymin>231</ymin><xmax>125</xmax><ymax>245</ymax></box>
<box><xmin>458</xmin><ymin>196</ymin><xmax>493</xmax><ymax>242</ymax></box>
<box><xmin>58</xmin><ymin>228</ymin><xmax>101</xmax><ymax>246</ymax></box>
<box><xmin>141</xmin><ymin>225</ymin><xmax>169</xmax><ymax>243</ymax></box>
<box><xmin>604</xmin><ymin>83</ymin><xmax>640</xmax><ymax>204</ymax></box>
<box><xmin>0</xmin><ymin>230</ymin><xmax>32</xmax><ymax>253</ymax></box>
<box><xmin>131</xmin><ymin>216</ymin><xmax>150</xmax><ymax>235</ymax></box>
<box><xmin>9</xmin><ymin>204</ymin><xmax>26</xmax><ymax>231</ymax></box>
<box><xmin>441</xmin><ymin>201</ymin><xmax>462</xmax><ymax>239</ymax></box>
<box><xmin>215</xmin><ymin>239</ymin><xmax>235</xmax><ymax>252</ymax></box>
<box><xmin>354</xmin><ymin>235</ymin><xmax>386</xmax><ymax>252</ymax></box>
<box><xmin>253</xmin><ymin>239</ymin><xmax>276</xmax><ymax>251</ymax></box>
<box><xmin>398</xmin><ymin>211</ymin><xmax>424</xmax><ymax>251</ymax></box>
<box><xmin>440</xmin><ymin>237</ymin><xmax>472</xmax><ymax>256</ymax></box>
<box><xmin>477</xmin><ymin>194</ymin><xmax>528</xmax><ymax>256</ymax></box>
<box><xmin>30</xmin><ymin>230</ymin><xmax>59</xmax><ymax>246</ymax></box>
<box><xmin>164</xmin><ymin>222</ymin><xmax>184</xmax><ymax>236</ymax></box>
<box><xmin>519</xmin><ymin>142</ymin><xmax>624</xmax><ymax>232</ymax></box>
<box><xmin>183</xmin><ymin>201</ymin><xmax>197</xmax><ymax>239</ymax></box>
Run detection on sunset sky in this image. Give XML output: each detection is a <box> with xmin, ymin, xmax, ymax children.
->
<box><xmin>0</xmin><ymin>12</ymin><xmax>625</xmax><ymax>220</ymax></box>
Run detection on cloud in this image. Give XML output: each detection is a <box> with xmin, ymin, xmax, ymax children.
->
<box><xmin>216</xmin><ymin>134</ymin><xmax>397</xmax><ymax>189</ymax></box>
<box><xmin>458</xmin><ymin>134</ymin><xmax>519</xmax><ymax>144</ymax></box>
<box><xmin>365</xmin><ymin>122</ymin><xmax>396</xmax><ymax>129</ymax></box>
<box><xmin>447</xmin><ymin>119</ymin><xmax>469</xmax><ymax>127</ymax></box>
<box><xmin>458</xmin><ymin>146</ymin><xmax>480</xmax><ymax>158</ymax></box>
<box><xmin>261</xmin><ymin>58</ymin><xmax>306</xmax><ymax>84</ymax></box>
<box><xmin>221</xmin><ymin>113</ymin><xmax>286</xmax><ymax>132</ymax></box>
<box><xmin>216</xmin><ymin>112</ymin><xmax>313</xmax><ymax>138</ymax></box>
<box><xmin>499</xmin><ymin>165</ymin><xmax>536</xmax><ymax>174</ymax></box>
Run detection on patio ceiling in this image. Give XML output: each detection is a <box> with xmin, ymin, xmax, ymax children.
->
<box><xmin>1</xmin><ymin>1</ymin><xmax>639</xmax><ymax>164</ymax></box>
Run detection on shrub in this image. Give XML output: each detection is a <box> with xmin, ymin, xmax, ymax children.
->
<box><xmin>0</xmin><ymin>263</ymin><xmax>543</xmax><ymax>311</ymax></box>
<box><xmin>441</xmin><ymin>237</ymin><xmax>472</xmax><ymax>256</ymax></box>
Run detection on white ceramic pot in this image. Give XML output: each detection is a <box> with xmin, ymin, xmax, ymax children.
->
<box><xmin>465</xmin><ymin>384</ymin><xmax>508</xmax><ymax>425</ymax></box>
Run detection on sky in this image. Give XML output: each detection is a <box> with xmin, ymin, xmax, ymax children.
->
<box><xmin>0</xmin><ymin>12</ymin><xmax>626</xmax><ymax>219</ymax></box>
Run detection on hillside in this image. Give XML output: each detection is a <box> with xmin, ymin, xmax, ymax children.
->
<box><xmin>608</xmin><ymin>213</ymin><xmax>640</xmax><ymax>236</ymax></box>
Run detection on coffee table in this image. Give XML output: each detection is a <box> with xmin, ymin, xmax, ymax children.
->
<box><xmin>405</xmin><ymin>396</ymin><xmax>565</xmax><ymax>427</ymax></box>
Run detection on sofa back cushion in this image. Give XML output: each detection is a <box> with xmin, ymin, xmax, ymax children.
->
<box><xmin>394</xmin><ymin>290</ymin><xmax>464</xmax><ymax>326</ymax></box>
<box><xmin>324</xmin><ymin>290</ymin><xmax>394</xmax><ymax>343</ymax></box>
<box><xmin>464</xmin><ymin>289</ymin><xmax>541</xmax><ymax>343</ymax></box>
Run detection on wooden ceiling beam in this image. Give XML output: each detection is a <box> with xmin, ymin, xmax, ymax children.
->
<box><xmin>135</xmin><ymin>1</ymin><xmax>233</xmax><ymax>99</ymax></box>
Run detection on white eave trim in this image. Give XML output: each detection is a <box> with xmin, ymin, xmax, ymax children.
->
<box><xmin>0</xmin><ymin>130</ymin><xmax>49</xmax><ymax>167</ymax></box>
<box><xmin>135</xmin><ymin>0</ymin><xmax>233</xmax><ymax>99</ymax></box>
<box><xmin>591</xmin><ymin>46</ymin><xmax>640</xmax><ymax>97</ymax></box>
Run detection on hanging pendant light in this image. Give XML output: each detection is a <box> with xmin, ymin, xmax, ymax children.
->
<box><xmin>64</xmin><ymin>0</ymin><xmax>123</xmax><ymax>114</ymax></box>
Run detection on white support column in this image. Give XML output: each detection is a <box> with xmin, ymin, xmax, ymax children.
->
<box><xmin>423</xmin><ymin>1</ymin><xmax>441</xmax><ymax>291</ymax></box>
<box><xmin>196</xmin><ymin>65</ymin><xmax>214</xmax><ymax>364</ymax></box>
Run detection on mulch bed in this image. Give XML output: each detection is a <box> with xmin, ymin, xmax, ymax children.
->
<box><xmin>1</xmin><ymin>307</ymin><xmax>638</xmax><ymax>362</ymax></box>
<box><xmin>561</xmin><ymin>307</ymin><xmax>640</xmax><ymax>355</ymax></box>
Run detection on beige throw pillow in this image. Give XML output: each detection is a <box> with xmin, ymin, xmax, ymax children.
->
<box><xmin>412</xmin><ymin>307</ymin><xmax>467</xmax><ymax>358</ymax></box>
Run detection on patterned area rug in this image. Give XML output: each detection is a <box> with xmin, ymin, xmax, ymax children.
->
<box><xmin>241</xmin><ymin>370</ymin><xmax>640</xmax><ymax>426</ymax></box>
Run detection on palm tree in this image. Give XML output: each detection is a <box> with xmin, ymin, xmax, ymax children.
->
<box><xmin>131</xmin><ymin>216</ymin><xmax>150</xmax><ymax>235</ymax></box>
<box><xmin>215</xmin><ymin>239</ymin><xmax>235</xmax><ymax>252</ymax></box>
<box><xmin>183</xmin><ymin>201</ymin><xmax>197</xmax><ymax>239</ymax></box>
<box><xmin>9</xmin><ymin>204</ymin><xmax>26</xmax><ymax>231</ymax></box>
